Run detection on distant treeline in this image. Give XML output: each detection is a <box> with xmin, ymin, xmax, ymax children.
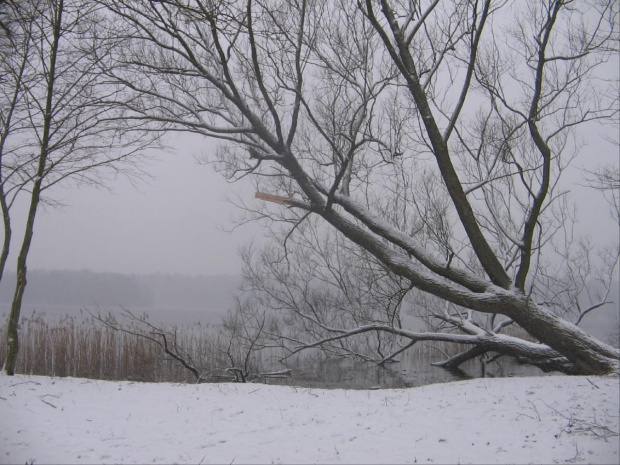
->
<box><xmin>0</xmin><ymin>270</ymin><xmax>240</xmax><ymax>310</ymax></box>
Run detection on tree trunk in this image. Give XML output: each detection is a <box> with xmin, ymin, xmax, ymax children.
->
<box><xmin>509</xmin><ymin>299</ymin><xmax>619</xmax><ymax>375</ymax></box>
<box><xmin>4</xmin><ymin>179</ymin><xmax>43</xmax><ymax>375</ymax></box>
<box><xmin>4</xmin><ymin>0</ymin><xmax>62</xmax><ymax>376</ymax></box>
<box><xmin>318</xmin><ymin>194</ymin><xmax>619</xmax><ymax>375</ymax></box>
<box><xmin>0</xmin><ymin>190</ymin><xmax>10</xmax><ymax>284</ymax></box>
<box><xmin>3</xmin><ymin>263</ymin><xmax>23</xmax><ymax>375</ymax></box>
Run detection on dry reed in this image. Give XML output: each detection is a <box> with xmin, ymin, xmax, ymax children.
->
<box><xmin>0</xmin><ymin>313</ymin><xmax>257</xmax><ymax>383</ymax></box>
<box><xmin>0</xmin><ymin>313</ymin><xmax>530</xmax><ymax>383</ymax></box>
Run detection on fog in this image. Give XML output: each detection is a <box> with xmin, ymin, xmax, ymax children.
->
<box><xmin>2</xmin><ymin>139</ymin><xmax>615</xmax><ymax>279</ymax></box>
<box><xmin>2</xmin><ymin>114</ymin><xmax>618</xmax><ymax>281</ymax></box>
<box><xmin>6</xmin><ymin>133</ymin><xmax>264</xmax><ymax>277</ymax></box>
<box><xmin>0</xmin><ymin>269</ymin><xmax>241</xmax><ymax>325</ymax></box>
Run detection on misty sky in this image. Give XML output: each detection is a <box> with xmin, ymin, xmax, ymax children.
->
<box><xmin>4</xmin><ymin>123</ymin><xmax>619</xmax><ymax>278</ymax></box>
<box><xmin>4</xmin><ymin>132</ymin><xmax>614</xmax><ymax>278</ymax></box>
<box><xmin>8</xmin><ymin>133</ymin><xmax>263</xmax><ymax>277</ymax></box>
<box><xmin>4</xmin><ymin>106</ymin><xmax>619</xmax><ymax>279</ymax></box>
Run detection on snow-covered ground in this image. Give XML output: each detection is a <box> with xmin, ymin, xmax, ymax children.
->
<box><xmin>0</xmin><ymin>374</ymin><xmax>618</xmax><ymax>464</ymax></box>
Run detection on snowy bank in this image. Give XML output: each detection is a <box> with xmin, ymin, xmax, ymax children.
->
<box><xmin>0</xmin><ymin>374</ymin><xmax>618</xmax><ymax>464</ymax></box>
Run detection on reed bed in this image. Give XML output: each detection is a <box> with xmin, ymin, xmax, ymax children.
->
<box><xmin>0</xmin><ymin>313</ymin><xmax>520</xmax><ymax>384</ymax></box>
<box><xmin>0</xmin><ymin>313</ymin><xmax>265</xmax><ymax>383</ymax></box>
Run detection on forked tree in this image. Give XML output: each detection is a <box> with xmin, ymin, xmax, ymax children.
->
<box><xmin>97</xmin><ymin>0</ymin><xmax>619</xmax><ymax>375</ymax></box>
<box><xmin>1</xmin><ymin>0</ymin><xmax>157</xmax><ymax>375</ymax></box>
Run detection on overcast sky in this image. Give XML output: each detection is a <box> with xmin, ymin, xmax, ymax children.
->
<box><xmin>3</xmin><ymin>122</ymin><xmax>618</xmax><ymax>279</ymax></box>
<box><xmin>2</xmin><ymin>77</ymin><xmax>618</xmax><ymax>280</ymax></box>
<box><xmin>7</xmin><ymin>133</ymin><xmax>263</xmax><ymax>277</ymax></box>
<box><xmin>2</xmin><ymin>118</ymin><xmax>616</xmax><ymax>279</ymax></box>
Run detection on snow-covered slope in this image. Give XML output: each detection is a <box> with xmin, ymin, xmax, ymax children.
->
<box><xmin>1</xmin><ymin>374</ymin><xmax>618</xmax><ymax>464</ymax></box>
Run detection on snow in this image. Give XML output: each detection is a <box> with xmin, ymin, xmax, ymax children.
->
<box><xmin>0</xmin><ymin>374</ymin><xmax>618</xmax><ymax>464</ymax></box>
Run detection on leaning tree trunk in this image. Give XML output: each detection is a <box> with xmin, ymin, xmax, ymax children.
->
<box><xmin>509</xmin><ymin>299</ymin><xmax>619</xmax><ymax>375</ymax></box>
<box><xmin>315</xmin><ymin>198</ymin><xmax>619</xmax><ymax>376</ymax></box>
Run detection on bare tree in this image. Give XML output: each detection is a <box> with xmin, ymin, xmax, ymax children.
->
<box><xmin>588</xmin><ymin>166</ymin><xmax>620</xmax><ymax>192</ymax></box>
<box><xmin>97</xmin><ymin>0</ymin><xmax>619</xmax><ymax>375</ymax></box>
<box><xmin>585</xmin><ymin>164</ymin><xmax>620</xmax><ymax>226</ymax></box>
<box><xmin>0</xmin><ymin>1</ymin><xmax>12</xmax><ymax>37</ymax></box>
<box><xmin>0</xmin><ymin>0</ymin><xmax>27</xmax><ymax>285</ymax></box>
<box><xmin>90</xmin><ymin>304</ymin><xmax>283</xmax><ymax>383</ymax></box>
<box><xmin>1</xmin><ymin>0</ymin><xmax>159</xmax><ymax>375</ymax></box>
<box><xmin>240</xmin><ymin>204</ymin><xmax>619</xmax><ymax>373</ymax></box>
<box><xmin>239</xmin><ymin>220</ymin><xmax>416</xmax><ymax>365</ymax></box>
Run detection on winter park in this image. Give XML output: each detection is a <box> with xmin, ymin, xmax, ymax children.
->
<box><xmin>1</xmin><ymin>0</ymin><xmax>619</xmax><ymax>464</ymax></box>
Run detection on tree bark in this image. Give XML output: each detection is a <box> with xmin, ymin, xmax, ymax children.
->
<box><xmin>0</xmin><ymin>191</ymin><xmax>10</xmax><ymax>285</ymax></box>
<box><xmin>4</xmin><ymin>0</ymin><xmax>62</xmax><ymax>375</ymax></box>
<box><xmin>508</xmin><ymin>300</ymin><xmax>619</xmax><ymax>375</ymax></box>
